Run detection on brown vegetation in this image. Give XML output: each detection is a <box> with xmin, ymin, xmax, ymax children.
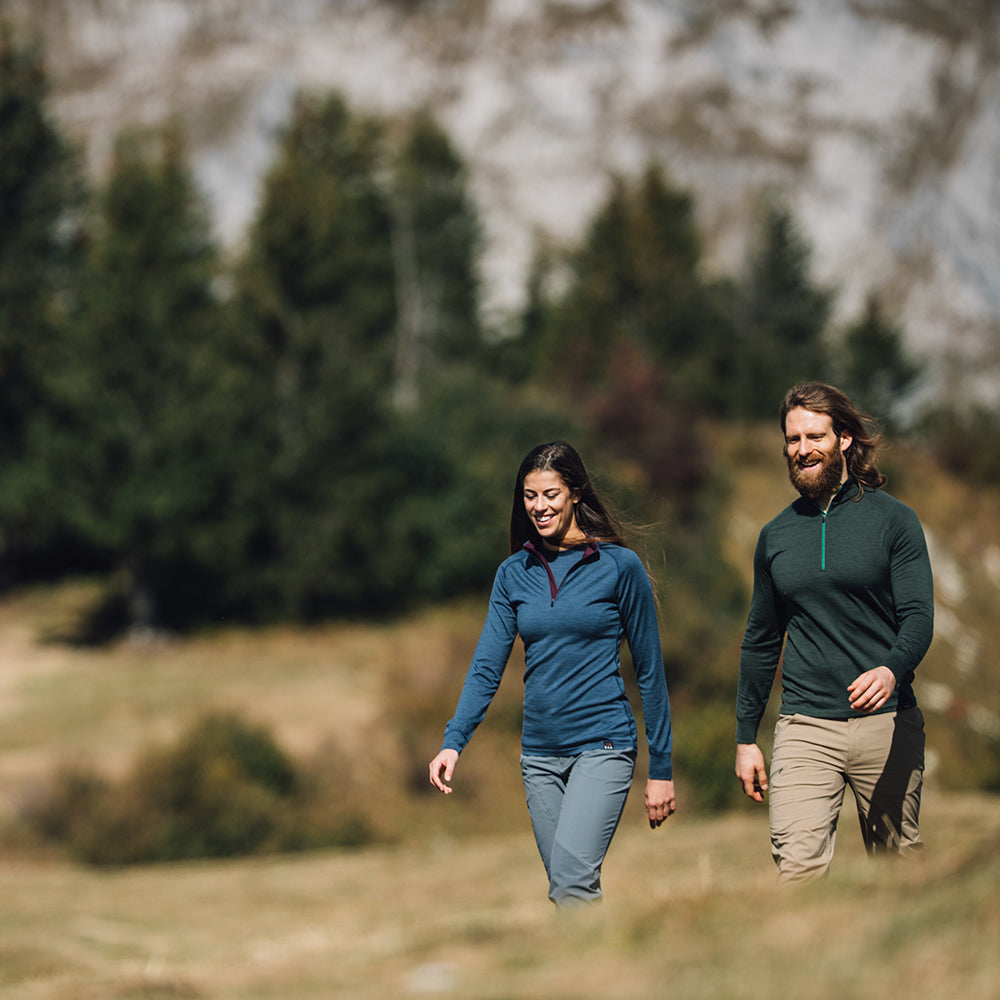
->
<box><xmin>1</xmin><ymin>790</ymin><xmax>998</xmax><ymax>998</ymax></box>
<box><xmin>0</xmin><ymin>422</ymin><xmax>998</xmax><ymax>995</ymax></box>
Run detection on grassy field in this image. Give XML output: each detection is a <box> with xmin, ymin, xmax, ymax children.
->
<box><xmin>2</xmin><ymin>787</ymin><xmax>998</xmax><ymax>999</ymax></box>
<box><xmin>0</xmin><ymin>581</ymin><xmax>998</xmax><ymax>1000</ymax></box>
<box><xmin>2</xmin><ymin>427</ymin><xmax>999</xmax><ymax>998</ymax></box>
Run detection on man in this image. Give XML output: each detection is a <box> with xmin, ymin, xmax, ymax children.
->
<box><xmin>735</xmin><ymin>381</ymin><xmax>934</xmax><ymax>883</ymax></box>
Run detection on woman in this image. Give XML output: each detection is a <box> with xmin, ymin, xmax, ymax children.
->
<box><xmin>429</xmin><ymin>441</ymin><xmax>675</xmax><ymax>907</ymax></box>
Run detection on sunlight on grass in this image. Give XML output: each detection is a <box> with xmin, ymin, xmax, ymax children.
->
<box><xmin>1</xmin><ymin>527</ymin><xmax>999</xmax><ymax>1000</ymax></box>
<box><xmin>1</xmin><ymin>791</ymin><xmax>998</xmax><ymax>999</ymax></box>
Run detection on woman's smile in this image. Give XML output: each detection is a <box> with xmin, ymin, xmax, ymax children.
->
<box><xmin>523</xmin><ymin>469</ymin><xmax>585</xmax><ymax>550</ymax></box>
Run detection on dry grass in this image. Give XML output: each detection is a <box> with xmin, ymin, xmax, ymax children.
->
<box><xmin>0</xmin><ymin>583</ymin><xmax>998</xmax><ymax>1000</ymax></box>
<box><xmin>0</xmin><ymin>582</ymin><xmax>387</xmax><ymax>793</ymax></box>
<box><xmin>0</xmin><ymin>582</ymin><xmax>524</xmax><ymax>846</ymax></box>
<box><xmin>1</xmin><ymin>423</ymin><xmax>999</xmax><ymax>998</ymax></box>
<box><xmin>0</xmin><ymin>788</ymin><xmax>997</xmax><ymax>999</ymax></box>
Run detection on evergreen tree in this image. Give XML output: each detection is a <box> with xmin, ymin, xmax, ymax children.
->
<box><xmin>838</xmin><ymin>292</ymin><xmax>922</xmax><ymax>430</ymax></box>
<box><xmin>530</xmin><ymin>164</ymin><xmax>733</xmax><ymax>404</ymax></box>
<box><xmin>226</xmin><ymin>93</ymin><xmax>557</xmax><ymax>619</ymax></box>
<box><xmin>0</xmin><ymin>26</ymin><xmax>84</xmax><ymax>574</ymax></box>
<box><xmin>733</xmin><ymin>194</ymin><xmax>833</xmax><ymax>416</ymax></box>
<box><xmin>489</xmin><ymin>232</ymin><xmax>554</xmax><ymax>383</ymax></box>
<box><xmin>226</xmin><ymin>93</ymin><xmax>401</xmax><ymax>619</ymax></box>
<box><xmin>519</xmin><ymin>164</ymin><xmax>736</xmax><ymax>502</ymax></box>
<box><xmin>530</xmin><ymin>174</ymin><xmax>639</xmax><ymax>388</ymax></box>
<box><xmin>389</xmin><ymin>110</ymin><xmax>481</xmax><ymax>409</ymax></box>
<box><xmin>34</xmin><ymin>126</ymin><xmax>228</xmax><ymax>632</ymax></box>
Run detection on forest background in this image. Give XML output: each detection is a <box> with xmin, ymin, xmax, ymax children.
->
<box><xmin>3</xmin><ymin>1</ymin><xmax>1000</xmax><ymax>842</ymax></box>
<box><xmin>1</xmin><ymin>8</ymin><xmax>1000</xmax><ymax>998</ymax></box>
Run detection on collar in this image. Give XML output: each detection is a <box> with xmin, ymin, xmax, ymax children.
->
<box><xmin>523</xmin><ymin>539</ymin><xmax>601</xmax><ymax>602</ymax></box>
<box><xmin>834</xmin><ymin>476</ymin><xmax>865</xmax><ymax>504</ymax></box>
<box><xmin>798</xmin><ymin>476</ymin><xmax>864</xmax><ymax>515</ymax></box>
<box><xmin>523</xmin><ymin>539</ymin><xmax>600</xmax><ymax>560</ymax></box>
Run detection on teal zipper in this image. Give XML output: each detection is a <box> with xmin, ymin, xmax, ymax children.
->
<box><xmin>820</xmin><ymin>510</ymin><xmax>827</xmax><ymax>571</ymax></box>
<box><xmin>817</xmin><ymin>483</ymin><xmax>848</xmax><ymax>570</ymax></box>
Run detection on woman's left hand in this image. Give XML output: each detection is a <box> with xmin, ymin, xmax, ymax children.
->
<box><xmin>644</xmin><ymin>779</ymin><xmax>676</xmax><ymax>829</ymax></box>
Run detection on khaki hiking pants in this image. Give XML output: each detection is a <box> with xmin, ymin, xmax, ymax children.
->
<box><xmin>768</xmin><ymin>707</ymin><xmax>925</xmax><ymax>883</ymax></box>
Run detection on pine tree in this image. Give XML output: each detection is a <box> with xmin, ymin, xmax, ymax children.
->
<box><xmin>226</xmin><ymin>93</ymin><xmax>400</xmax><ymax>619</ymax></box>
<box><xmin>734</xmin><ymin>194</ymin><xmax>833</xmax><ymax>416</ymax></box>
<box><xmin>532</xmin><ymin>175</ymin><xmax>634</xmax><ymax>387</ymax></box>
<box><xmin>225</xmin><ymin>94</ymin><xmax>557</xmax><ymax>619</ymax></box>
<box><xmin>389</xmin><ymin>110</ymin><xmax>481</xmax><ymax>409</ymax></box>
<box><xmin>530</xmin><ymin>164</ymin><xmax>733</xmax><ymax>403</ymax></box>
<box><xmin>838</xmin><ymin>292</ymin><xmax>922</xmax><ymax>430</ymax></box>
<box><xmin>0</xmin><ymin>26</ymin><xmax>84</xmax><ymax>574</ymax></box>
<box><xmin>520</xmin><ymin>164</ymin><xmax>739</xmax><ymax>495</ymax></box>
<box><xmin>35</xmin><ymin>126</ymin><xmax>228</xmax><ymax>632</ymax></box>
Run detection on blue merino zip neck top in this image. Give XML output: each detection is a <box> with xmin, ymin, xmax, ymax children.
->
<box><xmin>441</xmin><ymin>541</ymin><xmax>673</xmax><ymax>780</ymax></box>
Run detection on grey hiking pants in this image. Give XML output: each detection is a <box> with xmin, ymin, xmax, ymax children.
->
<box><xmin>520</xmin><ymin>748</ymin><xmax>636</xmax><ymax>907</ymax></box>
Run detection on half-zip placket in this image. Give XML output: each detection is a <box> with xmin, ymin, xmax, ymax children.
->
<box><xmin>815</xmin><ymin>483</ymin><xmax>852</xmax><ymax>571</ymax></box>
<box><xmin>820</xmin><ymin>506</ymin><xmax>828</xmax><ymax>571</ymax></box>
<box><xmin>525</xmin><ymin>541</ymin><xmax>599</xmax><ymax>605</ymax></box>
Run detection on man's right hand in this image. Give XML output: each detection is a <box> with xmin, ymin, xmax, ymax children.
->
<box><xmin>735</xmin><ymin>743</ymin><xmax>768</xmax><ymax>803</ymax></box>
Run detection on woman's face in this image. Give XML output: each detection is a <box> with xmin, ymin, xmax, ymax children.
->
<box><xmin>522</xmin><ymin>469</ymin><xmax>584</xmax><ymax>550</ymax></box>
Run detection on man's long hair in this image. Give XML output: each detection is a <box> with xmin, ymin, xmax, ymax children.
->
<box><xmin>509</xmin><ymin>441</ymin><xmax>626</xmax><ymax>554</ymax></box>
<box><xmin>779</xmin><ymin>382</ymin><xmax>887</xmax><ymax>494</ymax></box>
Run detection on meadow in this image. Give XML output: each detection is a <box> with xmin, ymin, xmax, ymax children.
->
<box><xmin>3</xmin><ymin>787</ymin><xmax>998</xmax><ymax>1000</ymax></box>
<box><xmin>1</xmin><ymin>581</ymin><xmax>998</xmax><ymax>1000</ymax></box>
<box><xmin>2</xmin><ymin>427</ymin><xmax>999</xmax><ymax>998</ymax></box>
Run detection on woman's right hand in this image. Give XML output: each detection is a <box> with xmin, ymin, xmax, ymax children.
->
<box><xmin>428</xmin><ymin>748</ymin><xmax>460</xmax><ymax>794</ymax></box>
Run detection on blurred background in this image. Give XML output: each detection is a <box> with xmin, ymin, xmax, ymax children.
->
<box><xmin>0</xmin><ymin>1</ymin><xmax>998</xmax><ymax>996</ymax></box>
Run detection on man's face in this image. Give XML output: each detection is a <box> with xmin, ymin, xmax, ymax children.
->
<box><xmin>784</xmin><ymin>407</ymin><xmax>852</xmax><ymax>502</ymax></box>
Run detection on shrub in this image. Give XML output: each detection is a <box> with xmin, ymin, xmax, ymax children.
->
<box><xmin>16</xmin><ymin>762</ymin><xmax>112</xmax><ymax>845</ymax></box>
<box><xmin>920</xmin><ymin>403</ymin><xmax>1000</xmax><ymax>487</ymax></box>
<box><xmin>671</xmin><ymin>701</ymin><xmax>748</xmax><ymax>813</ymax></box>
<box><xmin>18</xmin><ymin>710</ymin><xmax>375</xmax><ymax>865</ymax></box>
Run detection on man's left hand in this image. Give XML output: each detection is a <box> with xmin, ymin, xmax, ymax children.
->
<box><xmin>848</xmin><ymin>665</ymin><xmax>896</xmax><ymax>713</ymax></box>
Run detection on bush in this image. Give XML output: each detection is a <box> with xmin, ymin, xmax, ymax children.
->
<box><xmin>671</xmin><ymin>701</ymin><xmax>747</xmax><ymax>813</ymax></box>
<box><xmin>18</xmin><ymin>711</ymin><xmax>375</xmax><ymax>865</ymax></box>
<box><xmin>920</xmin><ymin>403</ymin><xmax>1000</xmax><ymax>487</ymax></box>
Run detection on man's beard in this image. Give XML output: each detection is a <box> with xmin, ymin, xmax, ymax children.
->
<box><xmin>787</xmin><ymin>449</ymin><xmax>845</xmax><ymax>500</ymax></box>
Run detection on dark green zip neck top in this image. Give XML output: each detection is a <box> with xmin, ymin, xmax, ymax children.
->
<box><xmin>736</xmin><ymin>478</ymin><xmax>934</xmax><ymax>744</ymax></box>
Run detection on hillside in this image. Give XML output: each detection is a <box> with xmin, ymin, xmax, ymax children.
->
<box><xmin>5</xmin><ymin>0</ymin><xmax>1000</xmax><ymax>404</ymax></box>
<box><xmin>0</xmin><ymin>423</ymin><xmax>997</xmax><ymax>830</ymax></box>
<box><xmin>0</xmin><ymin>423</ymin><xmax>999</xmax><ymax>995</ymax></box>
<box><xmin>1</xmin><ymin>421</ymin><xmax>999</xmax><ymax>804</ymax></box>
